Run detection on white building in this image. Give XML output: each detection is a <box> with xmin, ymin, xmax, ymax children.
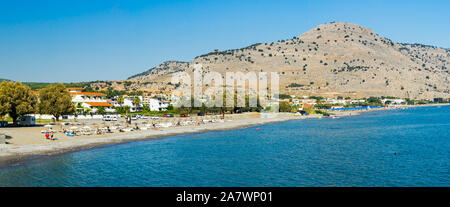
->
<box><xmin>131</xmin><ymin>96</ymin><xmax>170</xmax><ymax>112</ymax></box>
<box><xmin>67</xmin><ymin>87</ymin><xmax>115</xmax><ymax>113</ymax></box>
<box><xmin>115</xmin><ymin>97</ymin><xmax>142</xmax><ymax>112</ymax></box>
<box><xmin>161</xmin><ymin>100</ymin><xmax>169</xmax><ymax>110</ymax></box>
<box><xmin>350</xmin><ymin>99</ymin><xmax>366</xmax><ymax>104</ymax></box>
<box><xmin>382</xmin><ymin>98</ymin><xmax>405</xmax><ymax>105</ymax></box>
<box><xmin>326</xmin><ymin>98</ymin><xmax>347</xmax><ymax>104</ymax></box>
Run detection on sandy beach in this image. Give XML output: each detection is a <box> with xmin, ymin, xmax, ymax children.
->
<box><xmin>1</xmin><ymin>104</ymin><xmax>446</xmax><ymax>166</ymax></box>
<box><xmin>0</xmin><ymin>113</ymin><xmax>322</xmax><ymax>165</ymax></box>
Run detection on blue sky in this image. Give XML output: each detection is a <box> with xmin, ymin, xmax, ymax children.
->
<box><xmin>1</xmin><ymin>0</ymin><xmax>449</xmax><ymax>82</ymax></box>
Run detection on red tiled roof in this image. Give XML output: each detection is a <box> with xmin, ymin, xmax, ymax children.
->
<box><xmin>33</xmin><ymin>91</ymin><xmax>105</xmax><ymax>96</ymax></box>
<box><xmin>85</xmin><ymin>102</ymin><xmax>112</xmax><ymax>107</ymax></box>
<box><xmin>70</xmin><ymin>92</ymin><xmax>106</xmax><ymax>96</ymax></box>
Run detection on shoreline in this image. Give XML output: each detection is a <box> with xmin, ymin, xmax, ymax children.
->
<box><xmin>0</xmin><ymin>104</ymin><xmax>448</xmax><ymax>167</ymax></box>
<box><xmin>0</xmin><ymin>113</ymin><xmax>327</xmax><ymax>167</ymax></box>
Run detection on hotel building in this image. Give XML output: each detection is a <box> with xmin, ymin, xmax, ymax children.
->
<box><xmin>67</xmin><ymin>87</ymin><xmax>115</xmax><ymax>113</ymax></box>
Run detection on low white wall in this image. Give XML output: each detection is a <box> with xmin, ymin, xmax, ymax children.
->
<box><xmin>33</xmin><ymin>114</ymin><xmax>55</xmax><ymax>119</ymax></box>
<box><xmin>31</xmin><ymin>114</ymin><xmax>121</xmax><ymax>120</ymax></box>
<box><xmin>67</xmin><ymin>115</ymin><xmax>104</xmax><ymax>120</ymax></box>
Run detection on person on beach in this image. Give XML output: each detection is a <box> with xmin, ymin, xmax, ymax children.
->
<box><xmin>50</xmin><ymin>131</ymin><xmax>54</xmax><ymax>140</ymax></box>
<box><xmin>45</xmin><ymin>131</ymin><xmax>50</xmax><ymax>139</ymax></box>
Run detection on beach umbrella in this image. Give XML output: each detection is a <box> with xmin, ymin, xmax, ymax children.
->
<box><xmin>44</xmin><ymin>124</ymin><xmax>53</xmax><ymax>128</ymax></box>
<box><xmin>70</xmin><ymin>126</ymin><xmax>78</xmax><ymax>129</ymax></box>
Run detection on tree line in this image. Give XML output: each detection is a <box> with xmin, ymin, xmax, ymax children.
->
<box><xmin>0</xmin><ymin>81</ymin><xmax>74</xmax><ymax>124</ymax></box>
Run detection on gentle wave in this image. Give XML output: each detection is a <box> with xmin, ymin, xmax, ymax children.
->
<box><xmin>0</xmin><ymin>106</ymin><xmax>449</xmax><ymax>187</ymax></box>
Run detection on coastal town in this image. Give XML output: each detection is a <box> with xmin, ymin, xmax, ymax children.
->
<box><xmin>1</xmin><ymin>81</ymin><xmax>449</xmax><ymax>125</ymax></box>
<box><xmin>0</xmin><ymin>80</ymin><xmax>449</xmax><ymax>157</ymax></box>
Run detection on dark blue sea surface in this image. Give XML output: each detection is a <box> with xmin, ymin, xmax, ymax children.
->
<box><xmin>0</xmin><ymin>106</ymin><xmax>449</xmax><ymax>186</ymax></box>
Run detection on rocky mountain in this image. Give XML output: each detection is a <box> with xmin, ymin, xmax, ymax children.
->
<box><xmin>93</xmin><ymin>22</ymin><xmax>450</xmax><ymax>99</ymax></box>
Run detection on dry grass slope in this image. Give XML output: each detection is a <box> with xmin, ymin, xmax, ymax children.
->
<box><xmin>92</xmin><ymin>22</ymin><xmax>450</xmax><ymax>99</ymax></box>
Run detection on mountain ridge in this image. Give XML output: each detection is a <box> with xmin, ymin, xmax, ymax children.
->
<box><xmin>99</xmin><ymin>22</ymin><xmax>449</xmax><ymax>99</ymax></box>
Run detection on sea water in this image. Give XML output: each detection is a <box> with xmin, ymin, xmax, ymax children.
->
<box><xmin>0</xmin><ymin>106</ymin><xmax>449</xmax><ymax>186</ymax></box>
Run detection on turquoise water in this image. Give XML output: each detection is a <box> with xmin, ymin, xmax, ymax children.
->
<box><xmin>0</xmin><ymin>106</ymin><xmax>449</xmax><ymax>187</ymax></box>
